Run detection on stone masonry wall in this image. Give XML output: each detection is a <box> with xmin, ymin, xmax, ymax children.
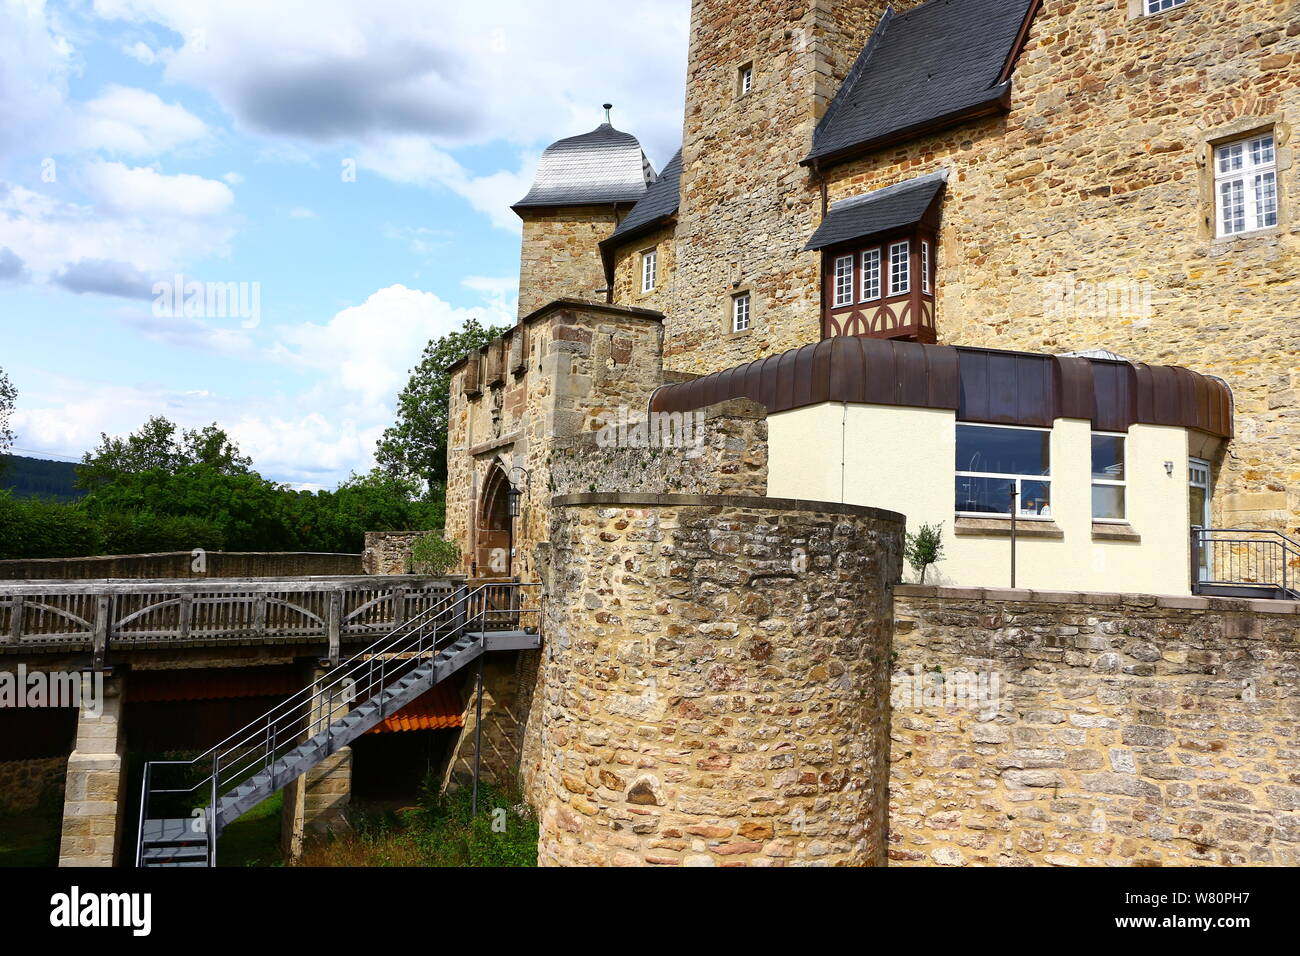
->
<box><xmin>517</xmin><ymin>207</ymin><xmax>623</xmax><ymax>318</ymax></box>
<box><xmin>529</xmin><ymin>493</ymin><xmax>904</xmax><ymax>866</ymax></box>
<box><xmin>821</xmin><ymin>0</ymin><xmax>1300</xmax><ymax>532</ymax></box>
<box><xmin>889</xmin><ymin>585</ymin><xmax>1300</xmax><ymax>866</ymax></box>
<box><xmin>548</xmin><ymin>399</ymin><xmax>768</xmax><ymax>499</ymax></box>
<box><xmin>611</xmin><ymin>224</ymin><xmax>678</xmax><ymax>314</ymax></box>
<box><xmin>0</xmin><ymin>755</ymin><xmax>67</xmax><ymax>813</ymax></box>
<box><xmin>361</xmin><ymin>531</ymin><xmax>434</xmax><ymax>575</ymax></box>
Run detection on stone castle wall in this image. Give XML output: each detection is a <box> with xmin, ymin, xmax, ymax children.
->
<box><xmin>517</xmin><ymin>207</ymin><xmax>624</xmax><ymax>318</ymax></box>
<box><xmin>528</xmin><ymin>493</ymin><xmax>904</xmax><ymax>866</ymax></box>
<box><xmin>889</xmin><ymin>585</ymin><xmax>1300</xmax><ymax>866</ymax></box>
<box><xmin>817</xmin><ymin>0</ymin><xmax>1299</xmax><ymax>531</ymax></box>
<box><xmin>445</xmin><ymin>302</ymin><xmax>664</xmax><ymax>580</ymax></box>
<box><xmin>611</xmin><ymin>224</ymin><xmax>678</xmax><ymax>313</ymax></box>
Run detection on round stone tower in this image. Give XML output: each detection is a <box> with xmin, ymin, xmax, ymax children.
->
<box><xmin>530</xmin><ymin>493</ymin><xmax>904</xmax><ymax>867</ymax></box>
<box><xmin>512</xmin><ymin>111</ymin><xmax>657</xmax><ymax>317</ymax></box>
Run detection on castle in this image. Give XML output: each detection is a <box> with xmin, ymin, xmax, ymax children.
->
<box><xmin>447</xmin><ymin>0</ymin><xmax>1297</xmax><ymax>595</ymax></box>
<box><xmin>436</xmin><ymin>0</ymin><xmax>1299</xmax><ymax>866</ymax></box>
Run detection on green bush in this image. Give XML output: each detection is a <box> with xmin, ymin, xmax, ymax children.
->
<box><xmin>408</xmin><ymin>534</ymin><xmax>459</xmax><ymax>576</ymax></box>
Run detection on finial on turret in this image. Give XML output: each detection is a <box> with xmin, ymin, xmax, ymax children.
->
<box><xmin>603</xmin><ymin>103</ymin><xmax>613</xmax><ymax>124</ymax></box>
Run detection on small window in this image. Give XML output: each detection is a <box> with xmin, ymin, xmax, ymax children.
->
<box><xmin>833</xmin><ymin>255</ymin><xmax>854</xmax><ymax>307</ymax></box>
<box><xmin>1145</xmin><ymin>0</ymin><xmax>1187</xmax><ymax>13</ymax></box>
<box><xmin>738</xmin><ymin>63</ymin><xmax>753</xmax><ymax>97</ymax></box>
<box><xmin>1091</xmin><ymin>433</ymin><xmax>1126</xmax><ymax>521</ymax></box>
<box><xmin>641</xmin><ymin>248</ymin><xmax>657</xmax><ymax>293</ymax></box>
<box><xmin>888</xmin><ymin>240</ymin><xmax>910</xmax><ymax>296</ymax></box>
<box><xmin>732</xmin><ymin>292</ymin><xmax>751</xmax><ymax>332</ymax></box>
<box><xmin>860</xmin><ymin>248</ymin><xmax>881</xmax><ymax>302</ymax></box>
<box><xmin>955</xmin><ymin>424</ymin><xmax>1051</xmax><ymax>518</ymax></box>
<box><xmin>921</xmin><ymin>240</ymin><xmax>931</xmax><ymax>295</ymax></box>
<box><xmin>1215</xmin><ymin>132</ymin><xmax>1277</xmax><ymax>237</ymax></box>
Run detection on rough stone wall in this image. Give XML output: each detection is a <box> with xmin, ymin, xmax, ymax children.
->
<box><xmin>443</xmin><ymin>651</ymin><xmax>539</xmax><ymax>793</ymax></box>
<box><xmin>889</xmin><ymin>585</ymin><xmax>1300</xmax><ymax>866</ymax></box>
<box><xmin>517</xmin><ymin>207</ymin><xmax>623</xmax><ymax>318</ymax></box>
<box><xmin>0</xmin><ymin>755</ymin><xmax>67</xmax><ymax>813</ymax></box>
<box><xmin>666</xmin><ymin>0</ymin><xmax>898</xmax><ymax>374</ymax></box>
<box><xmin>548</xmin><ymin>400</ymin><xmax>768</xmax><ymax>498</ymax></box>
<box><xmin>445</xmin><ymin>302</ymin><xmax>665</xmax><ymax>581</ymax></box>
<box><xmin>361</xmin><ymin>531</ymin><xmax>434</xmax><ymax>575</ymax></box>
<box><xmin>530</xmin><ymin>494</ymin><xmax>904</xmax><ymax>866</ymax></box>
<box><xmin>611</xmin><ymin>224</ymin><xmax>678</xmax><ymax>313</ymax></box>
<box><xmin>821</xmin><ymin>0</ymin><xmax>1300</xmax><ymax>531</ymax></box>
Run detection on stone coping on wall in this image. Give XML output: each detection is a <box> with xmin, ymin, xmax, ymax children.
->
<box><xmin>550</xmin><ymin>492</ymin><xmax>905</xmax><ymax>524</ymax></box>
<box><xmin>895</xmin><ymin>583</ymin><xmax>1300</xmax><ymax>615</ymax></box>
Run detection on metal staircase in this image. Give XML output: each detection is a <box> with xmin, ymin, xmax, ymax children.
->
<box><xmin>1192</xmin><ymin>528</ymin><xmax>1300</xmax><ymax>601</ymax></box>
<box><xmin>135</xmin><ymin>581</ymin><xmax>540</xmax><ymax>867</ymax></box>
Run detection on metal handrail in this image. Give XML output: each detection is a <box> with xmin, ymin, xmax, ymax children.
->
<box><xmin>136</xmin><ymin>581</ymin><xmax>538</xmax><ymax>864</ymax></box>
<box><xmin>1191</xmin><ymin>527</ymin><xmax>1300</xmax><ymax>596</ymax></box>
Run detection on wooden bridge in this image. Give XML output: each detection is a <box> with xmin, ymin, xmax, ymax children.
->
<box><xmin>0</xmin><ymin>576</ymin><xmax>460</xmax><ymax>665</ymax></box>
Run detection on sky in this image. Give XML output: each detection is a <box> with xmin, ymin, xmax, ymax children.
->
<box><xmin>0</xmin><ymin>0</ymin><xmax>689</xmax><ymax>488</ymax></box>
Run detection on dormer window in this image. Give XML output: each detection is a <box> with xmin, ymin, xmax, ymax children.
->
<box><xmin>804</xmin><ymin>172</ymin><xmax>946</xmax><ymax>345</ymax></box>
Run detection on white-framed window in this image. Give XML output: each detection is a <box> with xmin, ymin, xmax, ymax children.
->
<box><xmin>889</xmin><ymin>240</ymin><xmax>910</xmax><ymax>296</ymax></box>
<box><xmin>1091</xmin><ymin>433</ymin><xmax>1126</xmax><ymax>521</ymax></box>
<box><xmin>921</xmin><ymin>240</ymin><xmax>931</xmax><ymax>294</ymax></box>
<box><xmin>833</xmin><ymin>254</ymin><xmax>854</xmax><ymax>307</ymax></box>
<box><xmin>732</xmin><ymin>292</ymin><xmax>751</xmax><ymax>332</ymax></box>
<box><xmin>1215</xmin><ymin>132</ymin><xmax>1278</xmax><ymax>237</ymax></box>
<box><xmin>1144</xmin><ymin>0</ymin><xmax>1187</xmax><ymax>13</ymax></box>
<box><xmin>641</xmin><ymin>248</ymin><xmax>657</xmax><ymax>293</ymax></box>
<box><xmin>738</xmin><ymin>64</ymin><xmax>753</xmax><ymax>97</ymax></box>
<box><xmin>955</xmin><ymin>423</ymin><xmax>1052</xmax><ymax>518</ymax></box>
<box><xmin>860</xmin><ymin>248</ymin><xmax>881</xmax><ymax>302</ymax></box>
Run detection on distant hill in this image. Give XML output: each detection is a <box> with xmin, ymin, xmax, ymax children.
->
<box><xmin>0</xmin><ymin>455</ymin><xmax>85</xmax><ymax>502</ymax></box>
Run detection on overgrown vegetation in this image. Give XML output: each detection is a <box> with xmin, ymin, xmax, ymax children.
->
<box><xmin>408</xmin><ymin>534</ymin><xmax>460</xmax><ymax>576</ymax></box>
<box><xmin>294</xmin><ymin>779</ymin><xmax>537</xmax><ymax>868</ymax></box>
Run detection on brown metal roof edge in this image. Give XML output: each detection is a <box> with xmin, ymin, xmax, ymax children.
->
<box><xmin>446</xmin><ymin>298</ymin><xmax>665</xmax><ymax>374</ymax></box>
<box><xmin>650</xmin><ymin>336</ymin><xmax>1233</xmax><ymax>439</ymax></box>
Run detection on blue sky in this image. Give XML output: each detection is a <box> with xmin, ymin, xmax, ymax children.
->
<box><xmin>0</xmin><ymin>0</ymin><xmax>688</xmax><ymax>487</ymax></box>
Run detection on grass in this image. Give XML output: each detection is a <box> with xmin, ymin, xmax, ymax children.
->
<box><xmin>218</xmin><ymin>791</ymin><xmax>284</xmax><ymax>867</ymax></box>
<box><xmin>294</xmin><ymin>779</ymin><xmax>538</xmax><ymax>868</ymax></box>
<box><xmin>0</xmin><ymin>797</ymin><xmax>63</xmax><ymax>867</ymax></box>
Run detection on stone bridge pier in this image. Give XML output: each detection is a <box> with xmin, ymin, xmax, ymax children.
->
<box><xmin>528</xmin><ymin>493</ymin><xmax>904</xmax><ymax>867</ymax></box>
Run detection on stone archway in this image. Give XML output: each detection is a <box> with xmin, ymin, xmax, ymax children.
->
<box><xmin>474</xmin><ymin>465</ymin><xmax>513</xmax><ymax>577</ymax></box>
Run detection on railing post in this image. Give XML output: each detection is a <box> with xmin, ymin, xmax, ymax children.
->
<box><xmin>1190</xmin><ymin>526</ymin><xmax>1200</xmax><ymax>594</ymax></box>
<box><xmin>393</xmin><ymin>585</ymin><xmax>408</xmax><ymax>630</ymax></box>
<box><xmin>5</xmin><ymin>594</ymin><xmax>21</xmax><ymax>645</ymax></box>
<box><xmin>452</xmin><ymin>581</ymin><xmax>468</xmax><ymax>639</ymax></box>
<box><xmin>327</xmin><ymin>590</ymin><xmax>342</xmax><ymax>667</ymax></box>
<box><xmin>177</xmin><ymin>593</ymin><xmax>193</xmax><ymax>640</ymax></box>
<box><xmin>92</xmin><ymin>593</ymin><xmax>111</xmax><ymax>670</ymax></box>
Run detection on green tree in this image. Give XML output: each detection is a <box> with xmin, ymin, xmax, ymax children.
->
<box><xmin>0</xmin><ymin>367</ymin><xmax>16</xmax><ymax>475</ymax></box>
<box><xmin>375</xmin><ymin>317</ymin><xmax>505</xmax><ymax>492</ymax></box>
<box><xmin>77</xmin><ymin>416</ymin><xmax>251</xmax><ymax>491</ymax></box>
<box><xmin>904</xmin><ymin>522</ymin><xmax>946</xmax><ymax>584</ymax></box>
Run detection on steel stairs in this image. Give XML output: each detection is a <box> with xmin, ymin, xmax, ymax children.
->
<box><xmin>135</xmin><ymin>582</ymin><xmax>540</xmax><ymax>867</ymax></box>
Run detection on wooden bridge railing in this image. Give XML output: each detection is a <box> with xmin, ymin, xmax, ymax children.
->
<box><xmin>0</xmin><ymin>576</ymin><xmax>463</xmax><ymax>660</ymax></box>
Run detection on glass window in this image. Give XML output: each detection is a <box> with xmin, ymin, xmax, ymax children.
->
<box><xmin>732</xmin><ymin>292</ymin><xmax>750</xmax><ymax>332</ymax></box>
<box><xmin>1215</xmin><ymin>132</ymin><xmax>1278</xmax><ymax>236</ymax></box>
<box><xmin>1145</xmin><ymin>0</ymin><xmax>1187</xmax><ymax>12</ymax></box>
<box><xmin>955</xmin><ymin>424</ymin><xmax>1051</xmax><ymax>517</ymax></box>
<box><xmin>738</xmin><ymin>64</ymin><xmax>753</xmax><ymax>96</ymax></box>
<box><xmin>889</xmin><ymin>240</ymin><xmax>910</xmax><ymax>296</ymax></box>
<box><xmin>921</xmin><ymin>240</ymin><xmax>931</xmax><ymax>294</ymax></box>
<box><xmin>833</xmin><ymin>254</ymin><xmax>854</xmax><ymax>307</ymax></box>
<box><xmin>641</xmin><ymin>248</ymin><xmax>657</xmax><ymax>292</ymax></box>
<box><xmin>1091</xmin><ymin>433</ymin><xmax>1126</xmax><ymax>520</ymax></box>
<box><xmin>860</xmin><ymin>248</ymin><xmax>881</xmax><ymax>301</ymax></box>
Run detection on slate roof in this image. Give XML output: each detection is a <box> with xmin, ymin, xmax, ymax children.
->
<box><xmin>804</xmin><ymin>171</ymin><xmax>948</xmax><ymax>250</ymax></box>
<box><xmin>514</xmin><ymin>123</ymin><xmax>657</xmax><ymax>210</ymax></box>
<box><xmin>603</xmin><ymin>148</ymin><xmax>683</xmax><ymax>248</ymax></box>
<box><xmin>806</xmin><ymin>0</ymin><xmax>1037</xmax><ymax>165</ymax></box>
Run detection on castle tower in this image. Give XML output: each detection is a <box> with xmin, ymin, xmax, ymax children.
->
<box><xmin>512</xmin><ymin>109</ymin><xmax>657</xmax><ymax>318</ymax></box>
<box><xmin>666</xmin><ymin>0</ymin><xmax>902</xmax><ymax>372</ymax></box>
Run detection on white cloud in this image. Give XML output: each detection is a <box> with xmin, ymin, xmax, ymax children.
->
<box><xmin>287</xmin><ymin>206</ymin><xmax>316</xmax><ymax>219</ymax></box>
<box><xmin>90</xmin><ymin>0</ymin><xmax>689</xmax><ymax>227</ymax></box>
<box><xmin>0</xmin><ymin>0</ymin><xmax>72</xmax><ymax>160</ymax></box>
<box><xmin>70</xmin><ymin>85</ymin><xmax>209</xmax><ymax>156</ymax></box>
<box><xmin>222</xmin><ymin>170</ymin><xmax>244</xmax><ymax>185</ymax></box>
<box><xmin>0</xmin><ymin>175</ymin><xmax>235</xmax><ymax>277</ymax></box>
<box><xmin>79</xmin><ymin>160</ymin><xmax>233</xmax><ymax>217</ymax></box>
<box><xmin>122</xmin><ymin>40</ymin><xmax>157</xmax><ymax>64</ymax></box>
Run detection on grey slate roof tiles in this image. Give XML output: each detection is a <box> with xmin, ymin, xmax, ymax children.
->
<box><xmin>807</xmin><ymin>0</ymin><xmax>1036</xmax><ymax>164</ymax></box>
<box><xmin>514</xmin><ymin>123</ymin><xmax>657</xmax><ymax>209</ymax></box>
<box><xmin>804</xmin><ymin>170</ymin><xmax>948</xmax><ymax>250</ymax></box>
<box><xmin>605</xmin><ymin>148</ymin><xmax>683</xmax><ymax>246</ymax></box>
